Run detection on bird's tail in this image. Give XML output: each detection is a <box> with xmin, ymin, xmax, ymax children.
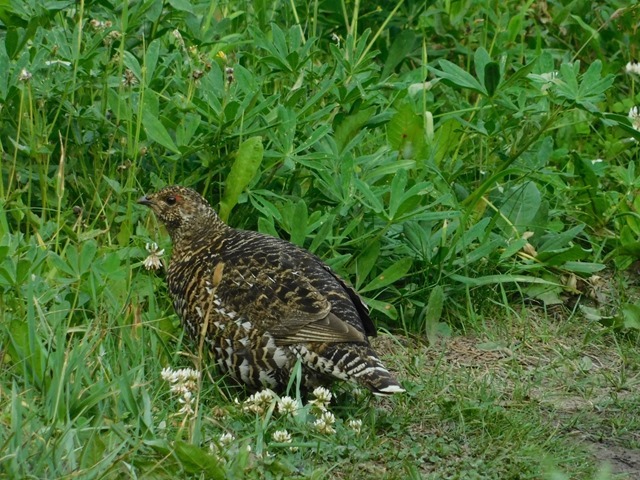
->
<box><xmin>295</xmin><ymin>343</ymin><xmax>405</xmax><ymax>395</ymax></box>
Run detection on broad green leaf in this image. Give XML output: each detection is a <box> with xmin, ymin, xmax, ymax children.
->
<box><xmin>173</xmin><ymin>440</ymin><xmax>226</xmax><ymax>478</ymax></box>
<box><xmin>473</xmin><ymin>47</ymin><xmax>491</xmax><ymax>85</ymax></box>
<box><xmin>388</xmin><ymin>169</ymin><xmax>408</xmax><ymax>219</ymax></box>
<box><xmin>578</xmin><ymin>60</ymin><xmax>614</xmax><ymax>104</ymax></box>
<box><xmin>5</xmin><ymin>27</ymin><xmax>24</xmax><ymax>59</ymax></box>
<box><xmin>454</xmin><ymin>238</ymin><xmax>505</xmax><ymax>266</ymax></box>
<box><xmin>536</xmin><ymin>244</ymin><xmax>589</xmax><ymax>265</ymax></box>
<box><xmin>258</xmin><ymin>216</ymin><xmax>279</xmax><ymax>238</ymax></box>
<box><xmin>621</xmin><ymin>303</ymin><xmax>640</xmax><ymax>331</ymax></box>
<box><xmin>142</xmin><ymin>109</ymin><xmax>180</xmax><ymax>153</ymax></box>
<box><xmin>103</xmin><ymin>175</ymin><xmax>123</xmax><ymax>194</ymax></box>
<box><xmin>395</xmin><ymin>181</ymin><xmax>431</xmax><ymax>219</ymax></box>
<box><xmin>431</xmin><ymin>59</ymin><xmax>487</xmax><ymax>95</ymax></box>
<box><xmin>354</xmin><ymin>178</ymin><xmax>385</xmax><ymax>214</ymax></box>
<box><xmin>562</xmin><ymin>261</ymin><xmax>605</xmax><ymax>274</ymax></box>
<box><xmin>334</xmin><ymin>107</ymin><xmax>375</xmax><ymax>153</ymax></box>
<box><xmin>387</xmin><ymin>103</ymin><xmax>425</xmax><ymax>160</ymax></box>
<box><xmin>538</xmin><ymin>225</ymin><xmax>584</xmax><ymax>252</ymax></box>
<box><xmin>219</xmin><ymin>137</ymin><xmax>264</xmax><ymax>222</ymax></box>
<box><xmin>289</xmin><ymin>199</ymin><xmax>308</xmax><ymax>247</ymax></box>
<box><xmin>363</xmin><ymin>296</ymin><xmax>398</xmax><ymax>320</ymax></box>
<box><xmin>455</xmin><ymin>217</ymin><xmax>491</xmax><ymax>253</ymax></box>
<box><xmin>144</xmin><ymin>38</ymin><xmax>161</xmax><ymax>83</ymax></box>
<box><xmin>381</xmin><ymin>29</ymin><xmax>416</xmax><ymax>79</ymax></box>
<box><xmin>555</xmin><ymin>60</ymin><xmax>614</xmax><ymax>110</ymax></box>
<box><xmin>574</xmin><ymin>157</ymin><xmax>607</xmax><ymax>216</ymax></box>
<box><xmin>356</xmin><ymin>240</ymin><xmax>380</xmax><ymax>289</ymax></box>
<box><xmin>274</xmin><ymin>106</ymin><xmax>296</xmax><ymax>155</ymax></box>
<box><xmin>122</xmin><ymin>51</ymin><xmax>142</xmax><ymax>82</ymax></box>
<box><xmin>522</xmin><ymin>282</ymin><xmax>564</xmax><ymax>306</ymax></box>
<box><xmin>484</xmin><ymin>62</ymin><xmax>501</xmax><ymax>96</ymax></box>
<box><xmin>497</xmin><ymin>181</ymin><xmax>542</xmax><ymax>233</ymax></box>
<box><xmin>431</xmin><ymin>118</ymin><xmax>460</xmax><ymax>166</ymax></box>
<box><xmin>168</xmin><ymin>0</ymin><xmax>194</xmax><ymax>12</ymax></box>
<box><xmin>176</xmin><ymin>112</ymin><xmax>202</xmax><ymax>147</ymax></box>
<box><xmin>0</xmin><ymin>38</ymin><xmax>9</xmax><ymax>100</ymax></box>
<box><xmin>360</xmin><ymin>258</ymin><xmax>412</xmax><ymax>293</ymax></box>
<box><xmin>424</xmin><ymin>285</ymin><xmax>444</xmax><ymax>342</ymax></box>
<box><xmin>308</xmin><ymin>214</ymin><xmax>335</xmax><ymax>254</ymax></box>
<box><xmin>6</xmin><ymin>318</ymin><xmax>46</xmax><ymax>386</ymax></box>
<box><xmin>294</xmin><ymin>124</ymin><xmax>331</xmax><ymax>154</ymax></box>
<box><xmin>48</xmin><ymin>251</ymin><xmax>76</xmax><ymax>277</ymax></box>
<box><xmin>499</xmin><ymin>238</ymin><xmax>529</xmax><ymax>260</ymax></box>
<box><xmin>501</xmin><ymin>57</ymin><xmax>537</xmax><ymax>90</ymax></box>
<box><xmin>507</xmin><ymin>14</ymin><xmax>524</xmax><ymax>43</ymax></box>
<box><xmin>249</xmin><ymin>192</ymin><xmax>283</xmax><ymax>222</ymax></box>
<box><xmin>79</xmin><ymin>240</ymin><xmax>98</xmax><ymax>274</ymax></box>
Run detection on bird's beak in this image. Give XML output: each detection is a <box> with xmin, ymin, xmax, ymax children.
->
<box><xmin>137</xmin><ymin>195</ymin><xmax>152</xmax><ymax>206</ymax></box>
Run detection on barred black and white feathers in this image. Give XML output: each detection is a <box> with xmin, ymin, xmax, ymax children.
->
<box><xmin>138</xmin><ymin>186</ymin><xmax>404</xmax><ymax>395</ymax></box>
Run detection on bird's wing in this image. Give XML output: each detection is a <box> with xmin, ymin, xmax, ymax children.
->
<box><xmin>236</xmin><ymin>268</ymin><xmax>368</xmax><ymax>345</ymax></box>
<box><xmin>320</xmin><ymin>263</ymin><xmax>377</xmax><ymax>338</ymax></box>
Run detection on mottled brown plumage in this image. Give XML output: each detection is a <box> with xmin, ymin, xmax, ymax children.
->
<box><xmin>138</xmin><ymin>186</ymin><xmax>404</xmax><ymax>395</ymax></box>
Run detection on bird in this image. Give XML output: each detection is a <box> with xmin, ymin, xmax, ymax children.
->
<box><xmin>138</xmin><ymin>185</ymin><xmax>404</xmax><ymax>396</ymax></box>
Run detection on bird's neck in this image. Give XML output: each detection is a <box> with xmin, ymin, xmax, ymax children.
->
<box><xmin>171</xmin><ymin>214</ymin><xmax>229</xmax><ymax>255</ymax></box>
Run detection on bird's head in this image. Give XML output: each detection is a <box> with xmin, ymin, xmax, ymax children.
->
<box><xmin>138</xmin><ymin>186</ymin><xmax>223</xmax><ymax>242</ymax></box>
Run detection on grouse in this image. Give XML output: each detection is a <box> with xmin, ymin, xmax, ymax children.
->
<box><xmin>138</xmin><ymin>185</ymin><xmax>404</xmax><ymax>395</ymax></box>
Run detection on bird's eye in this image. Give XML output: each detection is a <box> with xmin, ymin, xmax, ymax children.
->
<box><xmin>165</xmin><ymin>196</ymin><xmax>177</xmax><ymax>205</ymax></box>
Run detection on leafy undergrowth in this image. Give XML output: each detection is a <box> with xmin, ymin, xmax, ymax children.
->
<box><xmin>2</xmin><ymin>0</ymin><xmax>640</xmax><ymax>478</ymax></box>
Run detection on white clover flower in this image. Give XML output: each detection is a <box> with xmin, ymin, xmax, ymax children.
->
<box><xmin>347</xmin><ymin>419</ymin><xmax>363</xmax><ymax>434</ymax></box>
<box><xmin>272</xmin><ymin>430</ymin><xmax>292</xmax><ymax>443</ymax></box>
<box><xmin>219</xmin><ymin>432</ymin><xmax>235</xmax><ymax>445</ymax></box>
<box><xmin>170</xmin><ymin>382</ymin><xmax>189</xmax><ymax>395</ymax></box>
<box><xmin>308</xmin><ymin>386</ymin><xmax>333</xmax><ymax>411</ymax></box>
<box><xmin>18</xmin><ymin>68</ymin><xmax>32</xmax><ymax>82</ymax></box>
<box><xmin>313</xmin><ymin>411</ymin><xmax>337</xmax><ymax>435</ymax></box>
<box><xmin>176</xmin><ymin>368</ymin><xmax>200</xmax><ymax>383</ymax></box>
<box><xmin>277</xmin><ymin>396</ymin><xmax>299</xmax><ymax>416</ymax></box>
<box><xmin>143</xmin><ymin>242</ymin><xmax>165</xmax><ymax>270</ymax></box>
<box><xmin>625</xmin><ymin>61</ymin><xmax>640</xmax><ymax>76</ymax></box>
<box><xmin>161</xmin><ymin>367</ymin><xmax>175</xmax><ymax>382</ymax></box>
<box><xmin>319</xmin><ymin>411</ymin><xmax>335</xmax><ymax>425</ymax></box>
<box><xmin>161</xmin><ymin>366</ymin><xmax>200</xmax><ymax>416</ymax></box>
<box><xmin>244</xmin><ymin>389</ymin><xmax>275</xmax><ymax>414</ymax></box>
<box><xmin>629</xmin><ymin>106</ymin><xmax>640</xmax><ymax>131</ymax></box>
<box><xmin>312</xmin><ymin>387</ymin><xmax>332</xmax><ymax>403</ymax></box>
<box><xmin>178</xmin><ymin>391</ymin><xmax>195</xmax><ymax>415</ymax></box>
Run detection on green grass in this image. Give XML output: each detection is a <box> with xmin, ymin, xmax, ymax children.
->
<box><xmin>1</xmin><ymin>0</ymin><xmax>640</xmax><ymax>478</ymax></box>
